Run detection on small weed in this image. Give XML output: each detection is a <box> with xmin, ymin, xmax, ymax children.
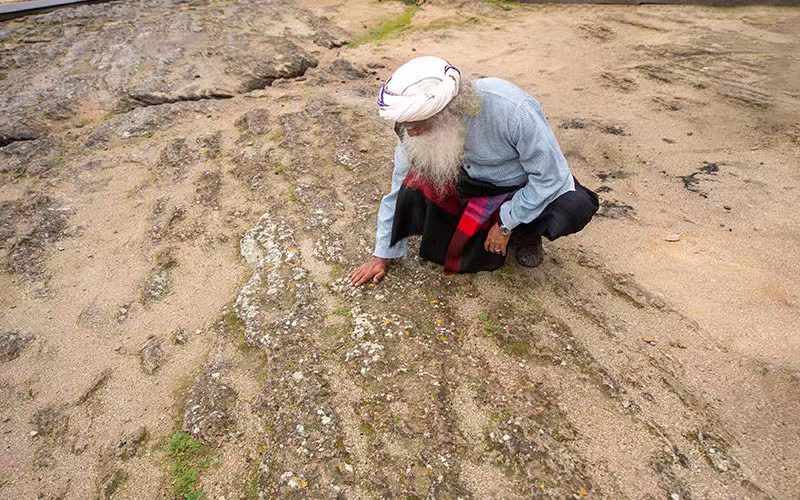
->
<box><xmin>478</xmin><ymin>313</ymin><xmax>500</xmax><ymax>335</ymax></box>
<box><xmin>168</xmin><ymin>432</ymin><xmax>213</xmax><ymax>500</ymax></box>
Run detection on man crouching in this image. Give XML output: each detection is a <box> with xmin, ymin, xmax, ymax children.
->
<box><xmin>350</xmin><ymin>56</ymin><xmax>598</xmax><ymax>287</ymax></box>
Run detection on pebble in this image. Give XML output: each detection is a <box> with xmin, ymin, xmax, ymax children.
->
<box><xmin>30</xmin><ymin>431</ymin><xmax>38</xmax><ymax>437</ymax></box>
<box><xmin>664</xmin><ymin>233</ymin><xmax>681</xmax><ymax>242</ymax></box>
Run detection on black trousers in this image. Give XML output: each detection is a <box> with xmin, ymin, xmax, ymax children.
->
<box><xmin>506</xmin><ymin>177</ymin><xmax>599</xmax><ymax>249</ymax></box>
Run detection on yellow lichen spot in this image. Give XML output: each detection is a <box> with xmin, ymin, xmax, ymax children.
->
<box><xmin>404</xmin><ymin>329</ymin><xmax>410</xmax><ymax>336</ymax></box>
<box><xmin>438</xmin><ymin>335</ymin><xmax>448</xmax><ymax>341</ymax></box>
<box><xmin>435</xmin><ymin>319</ymin><xmax>444</xmax><ymax>326</ymax></box>
<box><xmin>578</xmin><ymin>487</ymin><xmax>588</xmax><ymax>496</ymax></box>
<box><xmin>383</xmin><ymin>320</ymin><xmax>392</xmax><ymax>326</ymax></box>
<box><xmin>539</xmin><ymin>483</ymin><xmax>545</xmax><ymax>490</ymax></box>
<box><xmin>430</xmin><ymin>299</ymin><xmax>439</xmax><ymax>304</ymax></box>
<box><xmin>301</xmin><ymin>479</ymin><xmax>308</xmax><ymax>489</ymax></box>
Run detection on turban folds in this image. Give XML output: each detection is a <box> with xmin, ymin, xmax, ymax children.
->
<box><xmin>377</xmin><ymin>56</ymin><xmax>461</xmax><ymax>123</ymax></box>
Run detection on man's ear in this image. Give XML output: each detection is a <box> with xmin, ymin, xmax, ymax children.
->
<box><xmin>394</xmin><ymin>122</ymin><xmax>405</xmax><ymax>139</ymax></box>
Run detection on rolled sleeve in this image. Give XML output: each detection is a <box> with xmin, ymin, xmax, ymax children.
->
<box><xmin>501</xmin><ymin>99</ymin><xmax>574</xmax><ymax>229</ymax></box>
<box><xmin>373</xmin><ymin>144</ymin><xmax>411</xmax><ymax>258</ymax></box>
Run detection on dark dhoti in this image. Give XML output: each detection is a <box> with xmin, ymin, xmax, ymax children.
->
<box><xmin>390</xmin><ymin>169</ymin><xmax>599</xmax><ymax>273</ymax></box>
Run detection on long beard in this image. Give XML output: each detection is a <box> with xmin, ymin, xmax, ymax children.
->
<box><xmin>402</xmin><ymin>115</ymin><xmax>466</xmax><ymax>193</ymax></box>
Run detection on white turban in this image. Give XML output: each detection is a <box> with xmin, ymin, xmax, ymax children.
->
<box><xmin>377</xmin><ymin>56</ymin><xmax>461</xmax><ymax>123</ymax></box>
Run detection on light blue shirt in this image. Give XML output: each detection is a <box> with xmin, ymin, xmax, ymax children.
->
<box><xmin>374</xmin><ymin>77</ymin><xmax>575</xmax><ymax>259</ymax></box>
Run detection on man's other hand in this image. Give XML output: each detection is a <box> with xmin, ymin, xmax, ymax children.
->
<box><xmin>350</xmin><ymin>257</ymin><xmax>389</xmax><ymax>287</ymax></box>
<box><xmin>484</xmin><ymin>223</ymin><xmax>511</xmax><ymax>256</ymax></box>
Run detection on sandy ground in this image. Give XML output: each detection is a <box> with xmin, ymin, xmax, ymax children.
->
<box><xmin>0</xmin><ymin>0</ymin><xmax>798</xmax><ymax>498</ymax></box>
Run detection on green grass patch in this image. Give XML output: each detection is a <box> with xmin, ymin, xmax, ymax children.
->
<box><xmin>478</xmin><ymin>313</ymin><xmax>500</xmax><ymax>335</ymax></box>
<box><xmin>349</xmin><ymin>5</ymin><xmax>419</xmax><ymax>47</ymax></box>
<box><xmin>168</xmin><ymin>432</ymin><xmax>213</xmax><ymax>500</ymax></box>
<box><xmin>333</xmin><ymin>305</ymin><xmax>353</xmax><ymax>319</ymax></box>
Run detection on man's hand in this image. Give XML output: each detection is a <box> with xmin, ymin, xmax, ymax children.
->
<box><xmin>350</xmin><ymin>257</ymin><xmax>389</xmax><ymax>287</ymax></box>
<box><xmin>484</xmin><ymin>223</ymin><xmax>511</xmax><ymax>256</ymax></box>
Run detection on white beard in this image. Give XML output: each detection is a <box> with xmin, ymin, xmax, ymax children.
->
<box><xmin>401</xmin><ymin>115</ymin><xmax>466</xmax><ymax>192</ymax></box>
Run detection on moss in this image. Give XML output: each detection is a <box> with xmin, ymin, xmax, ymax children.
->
<box><xmin>349</xmin><ymin>5</ymin><xmax>419</xmax><ymax>47</ymax></box>
<box><xmin>494</xmin><ymin>334</ymin><xmax>531</xmax><ymax>358</ymax></box>
<box><xmin>359</xmin><ymin>421</ymin><xmax>377</xmax><ymax>439</ymax></box>
<box><xmin>335</xmin><ymin>435</ymin><xmax>346</xmax><ymax>451</ymax></box>
<box><xmin>222</xmin><ymin>307</ymin><xmax>245</xmax><ymax>337</ymax></box>
<box><xmin>167</xmin><ymin>432</ymin><xmax>213</xmax><ymax>500</ymax></box>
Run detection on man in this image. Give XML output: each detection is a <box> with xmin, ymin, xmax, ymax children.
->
<box><xmin>350</xmin><ymin>56</ymin><xmax>598</xmax><ymax>287</ymax></box>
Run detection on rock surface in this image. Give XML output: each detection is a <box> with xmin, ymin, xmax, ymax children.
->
<box><xmin>0</xmin><ymin>0</ymin><xmax>798</xmax><ymax>499</ymax></box>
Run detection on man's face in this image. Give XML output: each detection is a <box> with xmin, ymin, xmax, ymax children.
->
<box><xmin>401</xmin><ymin>118</ymin><xmax>434</xmax><ymax>137</ymax></box>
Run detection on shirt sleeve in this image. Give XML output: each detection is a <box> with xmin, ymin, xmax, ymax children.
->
<box><xmin>373</xmin><ymin>144</ymin><xmax>412</xmax><ymax>259</ymax></box>
<box><xmin>498</xmin><ymin>99</ymin><xmax>573</xmax><ymax>230</ymax></box>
